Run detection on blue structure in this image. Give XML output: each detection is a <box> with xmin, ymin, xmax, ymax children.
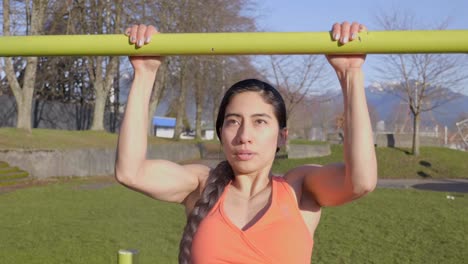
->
<box><xmin>152</xmin><ymin>116</ymin><xmax>176</xmax><ymax>138</ymax></box>
<box><xmin>152</xmin><ymin>116</ymin><xmax>176</xmax><ymax>127</ymax></box>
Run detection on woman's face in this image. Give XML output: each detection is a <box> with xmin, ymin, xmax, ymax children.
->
<box><xmin>220</xmin><ymin>91</ymin><xmax>287</xmax><ymax>175</ymax></box>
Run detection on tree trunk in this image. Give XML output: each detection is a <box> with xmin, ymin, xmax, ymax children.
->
<box><xmin>195</xmin><ymin>73</ymin><xmax>204</xmax><ymax>140</ymax></box>
<box><xmin>148</xmin><ymin>99</ymin><xmax>158</xmax><ymax>136</ymax></box>
<box><xmin>84</xmin><ymin>103</ymin><xmax>92</xmax><ymax>130</ymax></box>
<box><xmin>75</xmin><ymin>103</ymin><xmax>81</xmax><ymax>130</ymax></box>
<box><xmin>15</xmin><ymin>89</ymin><xmax>34</xmax><ymax>131</ymax></box>
<box><xmin>87</xmin><ymin>0</ymin><xmax>121</xmax><ymax>131</ymax></box>
<box><xmin>147</xmin><ymin>63</ymin><xmax>167</xmax><ymax>136</ymax></box>
<box><xmin>284</xmin><ymin>115</ymin><xmax>291</xmax><ymax>154</ymax></box>
<box><xmin>89</xmin><ymin>55</ymin><xmax>118</xmax><ymax>131</ymax></box>
<box><xmin>412</xmin><ymin>112</ymin><xmax>421</xmax><ymax>156</ymax></box>
<box><xmin>3</xmin><ymin>0</ymin><xmax>45</xmax><ymax>133</ymax></box>
<box><xmin>212</xmin><ymin>83</ymin><xmax>223</xmax><ymax>140</ymax></box>
<box><xmin>90</xmin><ymin>88</ymin><xmax>107</xmax><ymax>131</ymax></box>
<box><xmin>174</xmin><ymin>63</ymin><xmax>187</xmax><ymax>140</ymax></box>
<box><xmin>174</xmin><ymin>80</ymin><xmax>187</xmax><ymax>140</ymax></box>
<box><xmin>213</xmin><ymin>104</ymin><xmax>219</xmax><ymax>138</ymax></box>
<box><xmin>33</xmin><ymin>98</ymin><xmax>46</xmax><ymax>128</ymax></box>
<box><xmin>110</xmin><ymin>60</ymin><xmax>121</xmax><ymax>133</ymax></box>
<box><xmin>195</xmin><ymin>98</ymin><xmax>203</xmax><ymax>140</ymax></box>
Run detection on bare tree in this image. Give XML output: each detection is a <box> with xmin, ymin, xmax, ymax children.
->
<box><xmin>308</xmin><ymin>91</ymin><xmax>342</xmax><ymax>140</ymax></box>
<box><xmin>173</xmin><ymin>57</ymin><xmax>190</xmax><ymax>139</ymax></box>
<box><xmin>165</xmin><ymin>0</ymin><xmax>198</xmax><ymax>140</ymax></box>
<box><xmin>191</xmin><ymin>0</ymin><xmax>257</xmax><ymax>140</ymax></box>
<box><xmin>109</xmin><ymin>0</ymin><xmax>259</xmax><ymax>139</ymax></box>
<box><xmin>375</xmin><ymin>10</ymin><xmax>468</xmax><ymax>155</ymax></box>
<box><xmin>85</xmin><ymin>0</ymin><xmax>123</xmax><ymax>131</ymax></box>
<box><xmin>146</xmin><ymin>62</ymin><xmax>167</xmax><ymax>135</ymax></box>
<box><xmin>166</xmin><ymin>0</ymin><xmax>257</xmax><ymax>140</ymax></box>
<box><xmin>193</xmin><ymin>59</ymin><xmax>208</xmax><ymax>140</ymax></box>
<box><xmin>141</xmin><ymin>0</ymin><xmax>176</xmax><ymax>136</ymax></box>
<box><xmin>268</xmin><ymin>55</ymin><xmax>330</xmax><ymax>125</ymax></box>
<box><xmin>21</xmin><ymin>0</ymin><xmax>98</xmax><ymax>130</ymax></box>
<box><xmin>2</xmin><ymin>0</ymin><xmax>48</xmax><ymax>132</ymax></box>
<box><xmin>207</xmin><ymin>55</ymin><xmax>263</xmax><ymax>133</ymax></box>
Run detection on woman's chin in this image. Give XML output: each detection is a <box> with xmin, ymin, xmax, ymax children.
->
<box><xmin>229</xmin><ymin>161</ymin><xmax>271</xmax><ymax>176</ymax></box>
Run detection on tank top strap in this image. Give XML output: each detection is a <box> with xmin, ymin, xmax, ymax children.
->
<box><xmin>273</xmin><ymin>176</ymin><xmax>300</xmax><ymax>210</ymax></box>
<box><xmin>206</xmin><ymin>180</ymin><xmax>232</xmax><ymax>217</ymax></box>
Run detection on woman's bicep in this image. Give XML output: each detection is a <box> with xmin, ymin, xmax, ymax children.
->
<box><xmin>301</xmin><ymin>163</ymin><xmax>362</xmax><ymax>207</ymax></box>
<box><xmin>118</xmin><ymin>159</ymin><xmax>209</xmax><ymax>204</ymax></box>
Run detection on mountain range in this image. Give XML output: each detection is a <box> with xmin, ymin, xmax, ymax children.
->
<box><xmin>365</xmin><ymin>83</ymin><xmax>468</xmax><ymax>130</ymax></box>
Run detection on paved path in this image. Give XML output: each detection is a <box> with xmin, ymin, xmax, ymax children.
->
<box><xmin>377</xmin><ymin>178</ymin><xmax>468</xmax><ymax>193</ymax></box>
<box><xmin>1</xmin><ymin>160</ymin><xmax>467</xmax><ymax>194</ymax></box>
<box><xmin>81</xmin><ymin>178</ymin><xmax>467</xmax><ymax>193</ymax></box>
<box><xmin>195</xmin><ymin>159</ymin><xmax>468</xmax><ymax>193</ymax></box>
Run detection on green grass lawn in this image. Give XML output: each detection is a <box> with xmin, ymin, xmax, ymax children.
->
<box><xmin>289</xmin><ymin>139</ymin><xmax>329</xmax><ymax>145</ymax></box>
<box><xmin>0</xmin><ymin>179</ymin><xmax>467</xmax><ymax>264</ymax></box>
<box><xmin>0</xmin><ymin>161</ymin><xmax>29</xmax><ymax>187</ymax></box>
<box><xmin>273</xmin><ymin>145</ymin><xmax>468</xmax><ymax>179</ymax></box>
<box><xmin>1</xmin><ymin>128</ymin><xmax>466</xmax><ymax>179</ymax></box>
<box><xmin>0</xmin><ymin>128</ymin><xmax>182</xmax><ymax>149</ymax></box>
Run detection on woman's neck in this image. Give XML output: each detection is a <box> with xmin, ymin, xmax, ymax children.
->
<box><xmin>231</xmin><ymin>171</ymin><xmax>272</xmax><ymax>198</ymax></box>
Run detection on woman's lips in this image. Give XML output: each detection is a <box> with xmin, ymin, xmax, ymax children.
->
<box><xmin>235</xmin><ymin>151</ymin><xmax>255</xmax><ymax>161</ymax></box>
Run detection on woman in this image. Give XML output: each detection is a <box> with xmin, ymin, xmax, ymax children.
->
<box><xmin>116</xmin><ymin>21</ymin><xmax>377</xmax><ymax>264</ymax></box>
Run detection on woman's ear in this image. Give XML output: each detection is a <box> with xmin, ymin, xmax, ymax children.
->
<box><xmin>277</xmin><ymin>128</ymin><xmax>288</xmax><ymax>148</ymax></box>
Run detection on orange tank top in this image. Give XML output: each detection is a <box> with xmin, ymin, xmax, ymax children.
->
<box><xmin>191</xmin><ymin>176</ymin><xmax>314</xmax><ymax>264</ymax></box>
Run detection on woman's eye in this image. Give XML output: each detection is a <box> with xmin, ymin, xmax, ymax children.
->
<box><xmin>225</xmin><ymin>119</ymin><xmax>239</xmax><ymax>126</ymax></box>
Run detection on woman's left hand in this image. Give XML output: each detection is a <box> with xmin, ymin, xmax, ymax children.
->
<box><xmin>326</xmin><ymin>21</ymin><xmax>367</xmax><ymax>74</ymax></box>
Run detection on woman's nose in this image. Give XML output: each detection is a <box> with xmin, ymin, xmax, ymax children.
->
<box><xmin>237</xmin><ymin>123</ymin><xmax>252</xmax><ymax>144</ymax></box>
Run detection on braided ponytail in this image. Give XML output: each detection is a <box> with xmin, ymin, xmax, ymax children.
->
<box><xmin>178</xmin><ymin>160</ymin><xmax>234</xmax><ymax>264</ymax></box>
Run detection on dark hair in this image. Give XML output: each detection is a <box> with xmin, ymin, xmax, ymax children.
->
<box><xmin>178</xmin><ymin>79</ymin><xmax>287</xmax><ymax>264</ymax></box>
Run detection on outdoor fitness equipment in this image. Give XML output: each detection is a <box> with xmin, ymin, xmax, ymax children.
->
<box><xmin>1</xmin><ymin>29</ymin><xmax>467</xmax><ymax>264</ymax></box>
<box><xmin>1</xmin><ymin>30</ymin><xmax>468</xmax><ymax>57</ymax></box>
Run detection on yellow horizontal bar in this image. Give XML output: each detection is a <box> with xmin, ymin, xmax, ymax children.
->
<box><xmin>1</xmin><ymin>30</ymin><xmax>467</xmax><ymax>57</ymax></box>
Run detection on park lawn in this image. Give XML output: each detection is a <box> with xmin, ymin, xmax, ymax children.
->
<box><xmin>289</xmin><ymin>139</ymin><xmax>329</xmax><ymax>145</ymax></box>
<box><xmin>0</xmin><ymin>128</ymin><xmax>466</xmax><ymax>178</ymax></box>
<box><xmin>272</xmin><ymin>145</ymin><xmax>468</xmax><ymax>179</ymax></box>
<box><xmin>0</xmin><ymin>128</ymin><xmax>175</xmax><ymax>149</ymax></box>
<box><xmin>0</xmin><ymin>179</ymin><xmax>467</xmax><ymax>264</ymax></box>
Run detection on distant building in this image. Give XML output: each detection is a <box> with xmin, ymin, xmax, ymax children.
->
<box><xmin>202</xmin><ymin>129</ymin><xmax>215</xmax><ymax>140</ymax></box>
<box><xmin>152</xmin><ymin>117</ymin><xmax>217</xmax><ymax>140</ymax></box>
<box><xmin>376</xmin><ymin>120</ymin><xmax>386</xmax><ymax>132</ymax></box>
<box><xmin>199</xmin><ymin>121</ymin><xmax>215</xmax><ymax>140</ymax></box>
<box><xmin>153</xmin><ymin>116</ymin><xmax>176</xmax><ymax>138</ymax></box>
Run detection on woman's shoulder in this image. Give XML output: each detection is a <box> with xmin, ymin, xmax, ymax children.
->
<box><xmin>282</xmin><ymin>164</ymin><xmax>322</xmax><ymax>184</ymax></box>
<box><xmin>180</xmin><ymin>163</ymin><xmax>212</xmax><ymax>212</ymax></box>
<box><xmin>279</xmin><ymin>165</ymin><xmax>323</xmax><ymax>204</ymax></box>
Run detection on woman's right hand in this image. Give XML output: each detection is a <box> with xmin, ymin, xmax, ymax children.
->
<box><xmin>125</xmin><ymin>24</ymin><xmax>164</xmax><ymax>73</ymax></box>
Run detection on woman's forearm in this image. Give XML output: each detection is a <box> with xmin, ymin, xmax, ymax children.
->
<box><xmin>115</xmin><ymin>70</ymin><xmax>158</xmax><ymax>184</ymax></box>
<box><xmin>339</xmin><ymin>68</ymin><xmax>377</xmax><ymax>194</ymax></box>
